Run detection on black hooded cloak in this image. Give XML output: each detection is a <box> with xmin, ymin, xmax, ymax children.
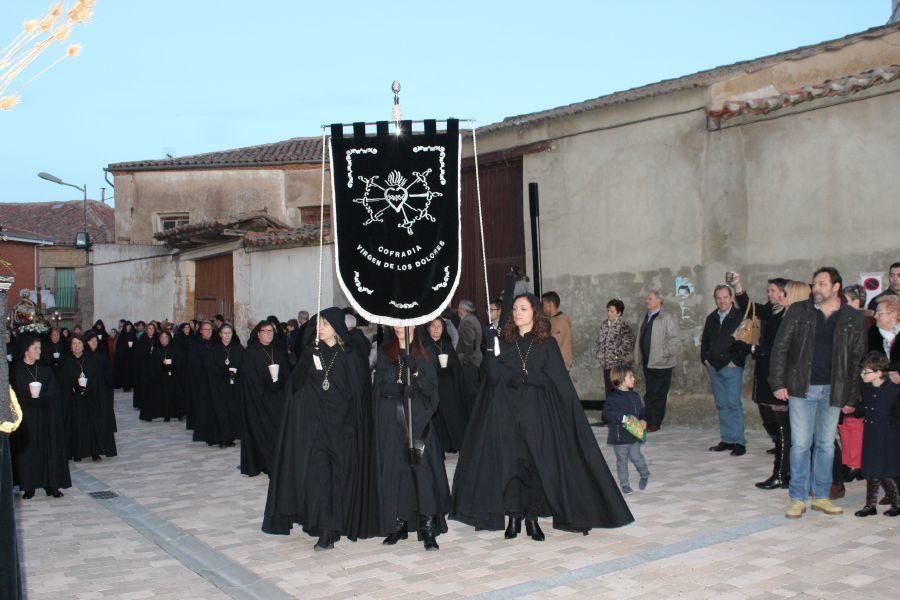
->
<box><xmin>240</xmin><ymin>327</ymin><xmax>289</xmax><ymax>477</ymax></box>
<box><xmin>372</xmin><ymin>333</ymin><xmax>450</xmax><ymax>537</ymax></box>
<box><xmin>423</xmin><ymin>333</ymin><xmax>472</xmax><ymax>453</ymax></box>
<box><xmin>201</xmin><ymin>338</ymin><xmax>243</xmax><ymax>445</ymax></box>
<box><xmin>113</xmin><ymin>325</ymin><xmax>137</xmax><ymax>391</ymax></box>
<box><xmin>187</xmin><ymin>336</ymin><xmax>215</xmax><ymax>437</ymax></box>
<box><xmin>263</xmin><ymin>307</ymin><xmax>377</xmax><ymax>540</ymax></box>
<box><xmin>9</xmin><ymin>358</ymin><xmax>72</xmax><ymax>491</ymax></box>
<box><xmin>450</xmin><ymin>332</ymin><xmax>634</xmax><ymax>533</ymax></box>
<box><xmin>58</xmin><ymin>348</ymin><xmax>117</xmax><ymax>460</ymax></box>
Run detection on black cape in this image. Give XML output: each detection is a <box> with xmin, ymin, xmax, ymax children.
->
<box><xmin>201</xmin><ymin>341</ymin><xmax>243</xmax><ymax>444</ymax></box>
<box><xmin>133</xmin><ymin>333</ymin><xmax>158</xmax><ymax>409</ymax></box>
<box><xmin>173</xmin><ymin>332</ymin><xmax>195</xmax><ymax>427</ymax></box>
<box><xmin>140</xmin><ymin>343</ymin><xmax>184</xmax><ymax>421</ymax></box>
<box><xmin>58</xmin><ymin>354</ymin><xmax>117</xmax><ymax>459</ymax></box>
<box><xmin>89</xmin><ymin>346</ymin><xmax>117</xmax><ymax>433</ymax></box>
<box><xmin>113</xmin><ymin>330</ymin><xmax>137</xmax><ymax>391</ymax></box>
<box><xmin>450</xmin><ymin>333</ymin><xmax>634</xmax><ymax>532</ymax></box>
<box><xmin>240</xmin><ymin>342</ymin><xmax>289</xmax><ymax>476</ymax></box>
<box><xmin>262</xmin><ymin>343</ymin><xmax>376</xmax><ymax>539</ymax></box>
<box><xmin>9</xmin><ymin>360</ymin><xmax>72</xmax><ymax>491</ymax></box>
<box><xmin>372</xmin><ymin>349</ymin><xmax>450</xmax><ymax>535</ymax></box>
<box><xmin>187</xmin><ymin>337</ymin><xmax>215</xmax><ymax>434</ymax></box>
<box><xmin>423</xmin><ymin>335</ymin><xmax>472</xmax><ymax>453</ymax></box>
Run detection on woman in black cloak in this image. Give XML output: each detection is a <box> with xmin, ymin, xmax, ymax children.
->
<box><xmin>132</xmin><ymin>322</ymin><xmax>157</xmax><ymax>409</ymax></box>
<box><xmin>423</xmin><ymin>317</ymin><xmax>472</xmax><ymax>454</ymax></box>
<box><xmin>263</xmin><ymin>307</ymin><xmax>376</xmax><ymax>550</ymax></box>
<box><xmin>41</xmin><ymin>327</ymin><xmax>67</xmax><ymax>371</ymax></box>
<box><xmin>9</xmin><ymin>335</ymin><xmax>71</xmax><ymax>497</ymax></box>
<box><xmin>140</xmin><ymin>331</ymin><xmax>177</xmax><ymax>421</ymax></box>
<box><xmin>201</xmin><ymin>323</ymin><xmax>242</xmax><ymax>447</ymax></box>
<box><xmin>373</xmin><ymin>325</ymin><xmax>449</xmax><ymax>551</ymax></box>
<box><xmin>450</xmin><ymin>294</ymin><xmax>633</xmax><ymax>540</ymax></box>
<box><xmin>59</xmin><ymin>336</ymin><xmax>117</xmax><ymax>461</ymax></box>
<box><xmin>189</xmin><ymin>321</ymin><xmax>217</xmax><ymax>439</ymax></box>
<box><xmin>173</xmin><ymin>323</ymin><xmax>194</xmax><ymax>425</ymax></box>
<box><xmin>84</xmin><ymin>331</ymin><xmax>118</xmax><ymax>438</ymax></box>
<box><xmin>114</xmin><ymin>321</ymin><xmax>136</xmax><ymax>391</ymax></box>
<box><xmin>92</xmin><ymin>319</ymin><xmax>109</xmax><ymax>347</ymax></box>
<box><xmin>240</xmin><ymin>321</ymin><xmax>289</xmax><ymax>476</ymax></box>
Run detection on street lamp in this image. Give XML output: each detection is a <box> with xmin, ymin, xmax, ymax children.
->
<box><xmin>37</xmin><ymin>172</ymin><xmax>91</xmax><ymax>250</ymax></box>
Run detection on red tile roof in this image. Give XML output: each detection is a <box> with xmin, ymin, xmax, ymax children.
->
<box><xmin>242</xmin><ymin>223</ymin><xmax>331</xmax><ymax>251</ymax></box>
<box><xmin>107</xmin><ymin>137</ymin><xmax>323</xmax><ymax>172</ymax></box>
<box><xmin>476</xmin><ymin>22</ymin><xmax>900</xmax><ymax>134</ymax></box>
<box><xmin>707</xmin><ymin>65</ymin><xmax>900</xmax><ymax>123</ymax></box>
<box><xmin>0</xmin><ymin>200</ymin><xmax>115</xmax><ymax>245</ymax></box>
<box><xmin>153</xmin><ymin>211</ymin><xmax>290</xmax><ymax>247</ymax></box>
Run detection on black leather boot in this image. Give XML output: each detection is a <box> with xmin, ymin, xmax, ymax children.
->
<box><xmin>382</xmin><ymin>519</ymin><xmax>408</xmax><ymax>545</ymax></box>
<box><xmin>756</xmin><ymin>427</ymin><xmax>786</xmax><ymax>490</ymax></box>
<box><xmin>419</xmin><ymin>516</ymin><xmax>439</xmax><ymax>551</ymax></box>
<box><xmin>314</xmin><ymin>531</ymin><xmax>335</xmax><ymax>551</ymax></box>
<box><xmin>524</xmin><ymin>519</ymin><xmax>545</xmax><ymax>541</ymax></box>
<box><xmin>504</xmin><ymin>516</ymin><xmax>522</xmax><ymax>539</ymax></box>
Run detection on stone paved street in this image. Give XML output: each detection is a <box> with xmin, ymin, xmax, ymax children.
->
<box><xmin>14</xmin><ymin>391</ymin><xmax>900</xmax><ymax>599</ymax></box>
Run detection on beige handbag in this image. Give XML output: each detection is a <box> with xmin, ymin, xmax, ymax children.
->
<box><xmin>733</xmin><ymin>302</ymin><xmax>761</xmax><ymax>346</ymax></box>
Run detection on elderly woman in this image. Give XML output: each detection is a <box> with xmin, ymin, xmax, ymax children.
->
<box><xmin>593</xmin><ymin>299</ymin><xmax>636</xmax><ymax>396</ymax></box>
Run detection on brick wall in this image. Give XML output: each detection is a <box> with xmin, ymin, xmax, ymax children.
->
<box><xmin>0</xmin><ymin>240</ymin><xmax>37</xmax><ymax>304</ymax></box>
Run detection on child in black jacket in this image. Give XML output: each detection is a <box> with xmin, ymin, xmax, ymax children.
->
<box><xmin>602</xmin><ymin>365</ymin><xmax>650</xmax><ymax>494</ymax></box>
<box><xmin>854</xmin><ymin>352</ymin><xmax>900</xmax><ymax>517</ymax></box>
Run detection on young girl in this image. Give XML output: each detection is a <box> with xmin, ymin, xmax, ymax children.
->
<box><xmin>602</xmin><ymin>365</ymin><xmax>650</xmax><ymax>494</ymax></box>
<box><xmin>854</xmin><ymin>352</ymin><xmax>900</xmax><ymax>517</ymax></box>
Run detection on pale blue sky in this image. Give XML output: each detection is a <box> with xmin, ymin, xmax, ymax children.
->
<box><xmin>0</xmin><ymin>0</ymin><xmax>891</xmax><ymax>204</ymax></box>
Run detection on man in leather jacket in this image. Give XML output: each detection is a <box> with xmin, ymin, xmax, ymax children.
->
<box><xmin>769</xmin><ymin>267</ymin><xmax>867</xmax><ymax>519</ymax></box>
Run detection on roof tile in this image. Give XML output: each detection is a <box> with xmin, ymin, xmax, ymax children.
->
<box><xmin>0</xmin><ymin>200</ymin><xmax>115</xmax><ymax>244</ymax></box>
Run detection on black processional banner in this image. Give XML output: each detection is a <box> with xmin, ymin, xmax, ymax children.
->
<box><xmin>329</xmin><ymin>119</ymin><xmax>461</xmax><ymax>326</ymax></box>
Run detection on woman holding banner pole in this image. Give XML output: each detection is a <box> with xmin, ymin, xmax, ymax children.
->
<box><xmin>372</xmin><ymin>325</ymin><xmax>449</xmax><ymax>551</ymax></box>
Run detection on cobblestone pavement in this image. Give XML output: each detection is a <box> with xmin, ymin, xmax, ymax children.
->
<box><xmin>15</xmin><ymin>391</ymin><xmax>900</xmax><ymax>599</ymax></box>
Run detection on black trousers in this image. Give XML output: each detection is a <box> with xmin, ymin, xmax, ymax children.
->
<box><xmin>642</xmin><ymin>366</ymin><xmax>673</xmax><ymax>428</ymax></box>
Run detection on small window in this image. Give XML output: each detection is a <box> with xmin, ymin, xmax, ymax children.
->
<box><xmin>299</xmin><ymin>205</ymin><xmax>331</xmax><ymax>226</ymax></box>
<box><xmin>158</xmin><ymin>213</ymin><xmax>189</xmax><ymax>232</ymax></box>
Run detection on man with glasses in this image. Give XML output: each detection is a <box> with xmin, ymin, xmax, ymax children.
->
<box><xmin>770</xmin><ymin>267</ymin><xmax>868</xmax><ymax>519</ymax></box>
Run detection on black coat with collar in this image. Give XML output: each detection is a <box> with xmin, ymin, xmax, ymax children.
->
<box><xmin>700</xmin><ymin>304</ymin><xmax>747</xmax><ymax>370</ymax></box>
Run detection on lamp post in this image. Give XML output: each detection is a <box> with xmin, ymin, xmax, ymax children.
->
<box><xmin>37</xmin><ymin>172</ymin><xmax>91</xmax><ymax>250</ymax></box>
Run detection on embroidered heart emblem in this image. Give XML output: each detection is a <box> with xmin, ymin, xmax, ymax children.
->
<box><xmin>385</xmin><ymin>187</ymin><xmax>408</xmax><ymax>212</ymax></box>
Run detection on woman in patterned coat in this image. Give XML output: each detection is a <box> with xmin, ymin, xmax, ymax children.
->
<box><xmin>593</xmin><ymin>299</ymin><xmax>636</xmax><ymax>396</ymax></box>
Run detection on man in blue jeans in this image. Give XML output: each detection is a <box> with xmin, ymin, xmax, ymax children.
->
<box><xmin>769</xmin><ymin>267</ymin><xmax>867</xmax><ymax>518</ymax></box>
<box><xmin>701</xmin><ymin>283</ymin><xmax>749</xmax><ymax>455</ymax></box>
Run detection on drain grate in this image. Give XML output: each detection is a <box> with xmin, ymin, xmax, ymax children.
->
<box><xmin>88</xmin><ymin>490</ymin><xmax>119</xmax><ymax>499</ymax></box>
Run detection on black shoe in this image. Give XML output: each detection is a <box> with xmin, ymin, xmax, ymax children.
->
<box><xmin>844</xmin><ymin>468</ymin><xmax>862</xmax><ymax>483</ymax></box>
<box><xmin>524</xmin><ymin>519</ymin><xmax>545</xmax><ymax>541</ymax></box>
<box><xmin>314</xmin><ymin>531</ymin><xmax>335</xmax><ymax>551</ymax></box>
<box><xmin>164</xmin><ymin>418</ymin><xmax>171</xmax><ymax>422</ymax></box>
<box><xmin>419</xmin><ymin>516</ymin><xmax>440</xmax><ymax>551</ymax></box>
<box><xmin>504</xmin><ymin>516</ymin><xmax>522</xmax><ymax>539</ymax></box>
<box><xmin>22</xmin><ymin>490</ymin><xmax>34</xmax><ymax>500</ymax></box>
<box><xmin>766</xmin><ymin>447</ymin><xmax>777</xmax><ymax>455</ymax></box>
<box><xmin>855</xmin><ymin>505</ymin><xmax>877</xmax><ymax>517</ymax></box>
<box><xmin>730</xmin><ymin>444</ymin><xmax>746</xmax><ymax>456</ymax></box>
<box><xmin>885</xmin><ymin>506</ymin><xmax>900</xmax><ymax>517</ymax></box>
<box><xmin>92</xmin><ymin>455</ymin><xmax>101</xmax><ymax>462</ymax></box>
<box><xmin>709</xmin><ymin>442</ymin><xmax>734</xmax><ymax>452</ymax></box>
<box><xmin>382</xmin><ymin>520</ymin><xmax>408</xmax><ymax>545</ymax></box>
<box><xmin>755</xmin><ymin>475</ymin><xmax>784</xmax><ymax>490</ymax></box>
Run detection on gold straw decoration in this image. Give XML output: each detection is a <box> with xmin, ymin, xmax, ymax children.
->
<box><xmin>0</xmin><ymin>1</ymin><xmax>96</xmax><ymax>111</ymax></box>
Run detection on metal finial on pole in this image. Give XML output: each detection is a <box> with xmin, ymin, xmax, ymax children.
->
<box><xmin>391</xmin><ymin>80</ymin><xmax>402</xmax><ymax>134</ymax></box>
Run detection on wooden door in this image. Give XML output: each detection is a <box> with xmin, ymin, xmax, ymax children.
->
<box><xmin>456</xmin><ymin>158</ymin><xmax>525</xmax><ymax>320</ymax></box>
<box><xmin>194</xmin><ymin>254</ymin><xmax>234</xmax><ymax>322</ymax></box>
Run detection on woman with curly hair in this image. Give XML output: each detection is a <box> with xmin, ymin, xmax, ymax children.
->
<box><xmin>451</xmin><ymin>294</ymin><xmax>633</xmax><ymax>541</ymax></box>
